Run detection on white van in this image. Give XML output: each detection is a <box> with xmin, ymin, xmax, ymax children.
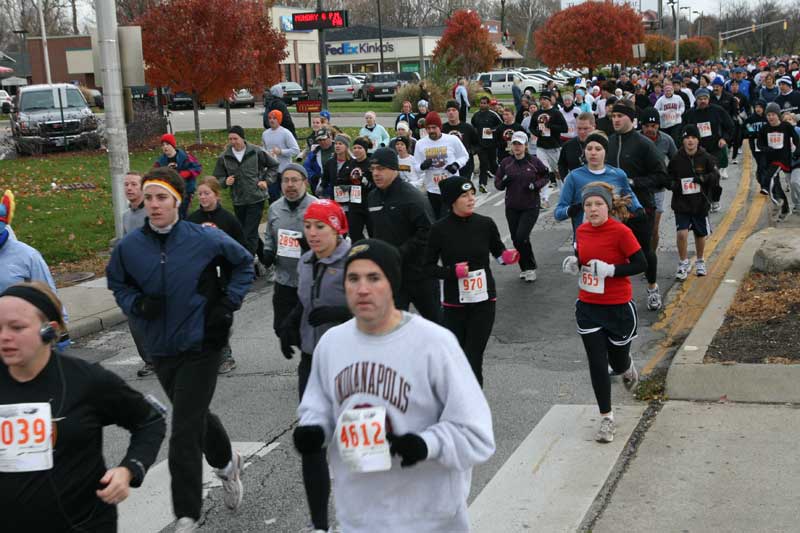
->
<box><xmin>476</xmin><ymin>71</ymin><xmax>544</xmax><ymax>95</ymax></box>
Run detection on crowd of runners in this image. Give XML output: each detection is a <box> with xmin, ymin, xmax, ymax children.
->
<box><xmin>2</xmin><ymin>55</ymin><xmax>800</xmax><ymax>532</ymax></box>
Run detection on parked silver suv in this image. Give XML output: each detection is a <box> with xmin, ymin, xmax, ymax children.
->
<box><xmin>11</xmin><ymin>83</ymin><xmax>100</xmax><ymax>155</ymax></box>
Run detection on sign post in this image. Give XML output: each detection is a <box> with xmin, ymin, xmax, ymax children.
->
<box><xmin>297</xmin><ymin>99</ymin><xmax>323</xmax><ymax>127</ymax></box>
<box><xmin>292</xmin><ymin>10</ymin><xmax>349</xmax><ymax>112</ymax></box>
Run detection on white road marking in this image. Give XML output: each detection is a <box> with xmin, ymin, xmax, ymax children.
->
<box><xmin>119</xmin><ymin>441</ymin><xmax>278</xmax><ymax>533</ymax></box>
<box><xmin>469</xmin><ymin>404</ymin><xmax>645</xmax><ymax>532</ymax></box>
<box><xmin>475</xmin><ymin>191</ymin><xmax>503</xmax><ymax>208</ymax></box>
<box><xmin>493</xmin><ymin>198</ymin><xmax>505</xmax><ymax>206</ymax></box>
<box><xmin>105</xmin><ymin>355</ymin><xmax>144</xmax><ymax>366</ymax></box>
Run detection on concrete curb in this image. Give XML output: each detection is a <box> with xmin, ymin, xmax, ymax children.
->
<box><xmin>69</xmin><ymin>309</ymin><xmax>128</xmax><ymax>341</ymax></box>
<box><xmin>665</xmin><ymin>227</ymin><xmax>800</xmax><ymax>403</ymax></box>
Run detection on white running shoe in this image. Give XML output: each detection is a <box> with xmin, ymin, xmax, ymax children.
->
<box><xmin>524</xmin><ymin>269</ymin><xmax>537</xmax><ymax>282</ymax></box>
<box><xmin>623</xmin><ymin>363</ymin><xmax>639</xmax><ymax>392</ymax></box>
<box><xmin>720</xmin><ymin>167</ymin><xmax>728</xmax><ymax>179</ymax></box>
<box><xmin>675</xmin><ymin>260</ymin><xmax>690</xmax><ymax>281</ymax></box>
<box><xmin>647</xmin><ymin>286</ymin><xmax>662</xmax><ymax>311</ymax></box>
<box><xmin>519</xmin><ymin>271</ymin><xmax>527</xmax><ymax>279</ymax></box>
<box><xmin>710</xmin><ymin>202</ymin><xmax>721</xmax><ymax>213</ymax></box>
<box><xmin>175</xmin><ymin>518</ymin><xmax>198</xmax><ymax>533</ymax></box>
<box><xmin>595</xmin><ymin>416</ymin><xmax>615</xmax><ymax>443</ymax></box>
<box><xmin>695</xmin><ymin>259</ymin><xmax>707</xmax><ymax>277</ymax></box>
<box><xmin>215</xmin><ymin>451</ymin><xmax>243</xmax><ymax>510</ymax></box>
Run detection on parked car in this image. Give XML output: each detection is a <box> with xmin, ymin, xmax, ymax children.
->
<box><xmin>361</xmin><ymin>72</ymin><xmax>399</xmax><ymax>101</ymax></box>
<box><xmin>397</xmin><ymin>72</ymin><xmax>421</xmax><ymax>86</ymax></box>
<box><xmin>265</xmin><ymin>82</ymin><xmax>308</xmax><ymax>105</ymax></box>
<box><xmin>309</xmin><ymin>75</ymin><xmax>361</xmax><ymax>101</ymax></box>
<box><xmin>219</xmin><ymin>88</ymin><xmax>255</xmax><ymax>108</ymax></box>
<box><xmin>0</xmin><ymin>90</ymin><xmax>12</xmax><ymax>113</ymax></box>
<box><xmin>10</xmin><ymin>83</ymin><xmax>100</xmax><ymax>155</ymax></box>
<box><xmin>476</xmin><ymin>71</ymin><xmax>544</xmax><ymax>94</ymax></box>
<box><xmin>518</xmin><ymin>68</ymin><xmax>568</xmax><ymax>86</ymax></box>
<box><xmin>168</xmin><ymin>91</ymin><xmax>205</xmax><ymax>110</ymax></box>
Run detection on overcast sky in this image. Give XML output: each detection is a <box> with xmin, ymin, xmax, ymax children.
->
<box><xmin>640</xmin><ymin>0</ymin><xmax>724</xmax><ymax>19</ymax></box>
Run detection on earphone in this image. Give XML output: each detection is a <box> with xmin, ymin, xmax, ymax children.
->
<box><xmin>40</xmin><ymin>323</ymin><xmax>57</xmax><ymax>343</ymax></box>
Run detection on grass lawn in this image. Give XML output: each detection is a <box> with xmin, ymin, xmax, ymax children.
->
<box><xmin>0</xmin><ymin>126</ymin><xmax>369</xmax><ymax>267</ymax></box>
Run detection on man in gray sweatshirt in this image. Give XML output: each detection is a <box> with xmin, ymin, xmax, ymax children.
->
<box><xmin>295</xmin><ymin>239</ymin><xmax>495</xmax><ymax>533</ymax></box>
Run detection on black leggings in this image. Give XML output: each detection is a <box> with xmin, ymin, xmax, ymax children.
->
<box><xmin>298</xmin><ymin>351</ymin><xmax>330</xmax><ymax>531</ymax></box>
<box><xmin>581</xmin><ymin>331</ymin><xmax>632</xmax><ymax>414</ymax></box>
<box><xmin>346</xmin><ymin>208</ymin><xmax>372</xmax><ymax>242</ymax></box>
<box><xmin>477</xmin><ymin>146</ymin><xmax>498</xmax><ymax>186</ymax></box>
<box><xmin>442</xmin><ymin>300</ymin><xmax>496</xmax><ymax>387</ymax></box>
<box><xmin>505</xmin><ymin>207</ymin><xmax>540</xmax><ymax>271</ymax></box>
<box><xmin>625</xmin><ymin>211</ymin><xmax>657</xmax><ymax>285</ymax></box>
<box><xmin>427</xmin><ymin>192</ymin><xmax>444</xmax><ymax>220</ymax></box>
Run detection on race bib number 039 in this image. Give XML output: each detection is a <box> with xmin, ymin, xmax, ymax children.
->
<box><xmin>579</xmin><ymin>265</ymin><xmax>604</xmax><ymax>294</ymax></box>
<box><xmin>0</xmin><ymin>402</ymin><xmax>53</xmax><ymax>473</ymax></box>
<box><xmin>336</xmin><ymin>406</ymin><xmax>391</xmax><ymax>473</ymax></box>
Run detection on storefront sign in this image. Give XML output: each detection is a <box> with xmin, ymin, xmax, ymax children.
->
<box><xmin>325</xmin><ymin>42</ymin><xmax>395</xmax><ymax>56</ymax></box>
<box><xmin>292</xmin><ymin>10</ymin><xmax>349</xmax><ymax>31</ymax></box>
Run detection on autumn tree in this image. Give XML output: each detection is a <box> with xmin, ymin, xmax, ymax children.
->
<box><xmin>644</xmin><ymin>34</ymin><xmax>673</xmax><ymax>63</ymax></box>
<box><xmin>678</xmin><ymin>37</ymin><xmax>713</xmax><ymax>61</ymax></box>
<box><xmin>534</xmin><ymin>1</ymin><xmax>644</xmax><ymax>74</ymax></box>
<box><xmin>432</xmin><ymin>9</ymin><xmax>499</xmax><ymax>78</ymax></box>
<box><xmin>139</xmin><ymin>0</ymin><xmax>287</xmax><ymax>143</ymax></box>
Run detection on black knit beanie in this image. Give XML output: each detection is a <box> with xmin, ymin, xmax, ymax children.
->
<box><xmin>345</xmin><ymin>239</ymin><xmax>402</xmax><ymax>295</ymax></box>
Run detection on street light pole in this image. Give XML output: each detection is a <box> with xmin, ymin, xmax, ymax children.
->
<box><xmin>95</xmin><ymin>0</ymin><xmax>130</xmax><ymax>241</ymax></box>
<box><xmin>36</xmin><ymin>0</ymin><xmax>52</xmax><ymax>83</ymax></box>
<box><xmin>377</xmin><ymin>0</ymin><xmax>385</xmax><ymax>71</ymax></box>
<box><xmin>317</xmin><ymin>0</ymin><xmax>328</xmax><ymax>109</ymax></box>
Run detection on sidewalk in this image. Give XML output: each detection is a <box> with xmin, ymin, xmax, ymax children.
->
<box><xmin>60</xmin><ymin>276</ymin><xmax>126</xmax><ymax>340</ymax></box>
<box><xmin>589</xmin><ymin>214</ymin><xmax>800</xmax><ymax>530</ymax></box>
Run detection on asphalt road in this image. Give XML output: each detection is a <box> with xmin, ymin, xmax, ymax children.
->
<box><xmin>74</xmin><ymin>160</ymin><xmax>750</xmax><ymax>532</ymax></box>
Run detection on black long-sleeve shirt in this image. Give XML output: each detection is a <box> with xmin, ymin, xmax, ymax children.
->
<box><xmin>424</xmin><ymin>212</ymin><xmax>506</xmax><ymax>306</ymax></box>
<box><xmin>758</xmin><ymin>121</ymin><xmax>800</xmax><ymax>169</ymax></box>
<box><xmin>0</xmin><ymin>353</ymin><xmax>166</xmax><ymax>531</ymax></box>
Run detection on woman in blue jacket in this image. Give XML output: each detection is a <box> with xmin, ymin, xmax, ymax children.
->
<box><xmin>153</xmin><ymin>133</ymin><xmax>202</xmax><ymax>219</ymax></box>
<box><xmin>555</xmin><ymin>131</ymin><xmax>643</xmax><ymax>233</ymax></box>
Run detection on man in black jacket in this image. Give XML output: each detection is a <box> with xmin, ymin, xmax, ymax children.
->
<box><xmin>443</xmin><ymin>100</ymin><xmax>480</xmax><ymax>184</ymax></box>
<box><xmin>558</xmin><ymin>111</ymin><xmax>594</xmax><ymax>178</ymax></box>
<box><xmin>607</xmin><ymin>100</ymin><xmax>669</xmax><ymax>311</ymax></box>
<box><xmin>367</xmin><ymin>148</ymin><xmax>439</xmax><ymax>323</ymax></box>
<box><xmin>471</xmin><ymin>96</ymin><xmax>503</xmax><ymax>189</ymax></box>
<box><xmin>530</xmin><ymin>91</ymin><xmax>568</xmax><ymax>178</ymax></box>
<box><xmin>683</xmin><ymin>88</ymin><xmax>734</xmax><ymax>209</ymax></box>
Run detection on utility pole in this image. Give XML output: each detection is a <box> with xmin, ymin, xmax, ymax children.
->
<box><xmin>36</xmin><ymin>0</ymin><xmax>52</xmax><ymax>83</ymax></box>
<box><xmin>95</xmin><ymin>0</ymin><xmax>130</xmax><ymax>241</ymax></box>
<box><xmin>317</xmin><ymin>0</ymin><xmax>328</xmax><ymax>109</ymax></box>
<box><xmin>377</xmin><ymin>0</ymin><xmax>385</xmax><ymax>71</ymax></box>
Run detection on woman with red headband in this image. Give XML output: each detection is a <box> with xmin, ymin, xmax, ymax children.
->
<box><xmin>0</xmin><ymin>281</ymin><xmax>165</xmax><ymax>532</ymax></box>
<box><xmin>278</xmin><ymin>199</ymin><xmax>350</xmax><ymax>532</ymax></box>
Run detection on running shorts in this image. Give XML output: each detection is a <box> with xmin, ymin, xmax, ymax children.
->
<box><xmin>575</xmin><ymin>299</ymin><xmax>638</xmax><ymax>346</ymax></box>
<box><xmin>675</xmin><ymin>212</ymin><xmax>711</xmax><ymax>237</ymax></box>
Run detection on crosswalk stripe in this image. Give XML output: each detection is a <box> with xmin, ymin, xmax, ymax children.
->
<box><xmin>118</xmin><ymin>441</ymin><xmax>278</xmax><ymax>533</ymax></box>
<box><xmin>469</xmin><ymin>404</ymin><xmax>644</xmax><ymax>532</ymax></box>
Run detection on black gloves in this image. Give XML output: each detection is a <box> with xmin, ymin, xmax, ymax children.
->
<box><xmin>135</xmin><ymin>295</ymin><xmax>164</xmax><ymax>320</ymax></box>
<box><xmin>445</xmin><ymin>162</ymin><xmax>460</xmax><ymax>174</ymax></box>
<box><xmin>386</xmin><ymin>432</ymin><xmax>428</xmax><ymax>468</ymax></box>
<box><xmin>420</xmin><ymin>159</ymin><xmax>433</xmax><ymax>171</ymax></box>
<box><xmin>294</xmin><ymin>425</ymin><xmax>325</xmax><ymax>454</ymax></box>
<box><xmin>308</xmin><ymin>306</ymin><xmax>352</xmax><ymax>327</ymax></box>
<box><xmin>279</xmin><ymin>326</ymin><xmax>300</xmax><ymax>359</ymax></box>
<box><xmin>205</xmin><ymin>297</ymin><xmax>235</xmax><ymax>349</ymax></box>
<box><xmin>567</xmin><ymin>203</ymin><xmax>582</xmax><ymax>218</ymax></box>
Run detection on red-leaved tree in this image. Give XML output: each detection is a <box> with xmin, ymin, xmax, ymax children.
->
<box><xmin>139</xmin><ymin>0</ymin><xmax>287</xmax><ymax>143</ymax></box>
<box><xmin>432</xmin><ymin>10</ymin><xmax>500</xmax><ymax>78</ymax></box>
<box><xmin>644</xmin><ymin>34</ymin><xmax>673</xmax><ymax>63</ymax></box>
<box><xmin>679</xmin><ymin>37</ymin><xmax>714</xmax><ymax>62</ymax></box>
<box><xmin>534</xmin><ymin>1</ymin><xmax>644</xmax><ymax>74</ymax></box>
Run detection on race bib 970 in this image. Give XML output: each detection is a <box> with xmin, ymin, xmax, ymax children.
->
<box><xmin>0</xmin><ymin>403</ymin><xmax>53</xmax><ymax>473</ymax></box>
<box><xmin>459</xmin><ymin>269</ymin><xmax>489</xmax><ymax>303</ymax></box>
<box><xmin>335</xmin><ymin>407</ymin><xmax>391</xmax><ymax>473</ymax></box>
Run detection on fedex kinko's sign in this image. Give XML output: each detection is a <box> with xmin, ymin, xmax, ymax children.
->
<box><xmin>325</xmin><ymin>42</ymin><xmax>395</xmax><ymax>56</ymax></box>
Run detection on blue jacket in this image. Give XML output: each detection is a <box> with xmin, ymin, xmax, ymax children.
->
<box><xmin>555</xmin><ymin>165</ymin><xmax>643</xmax><ymax>225</ymax></box>
<box><xmin>154</xmin><ymin>149</ymin><xmax>202</xmax><ymax>194</ymax></box>
<box><xmin>106</xmin><ymin>220</ymin><xmax>254</xmax><ymax>357</ymax></box>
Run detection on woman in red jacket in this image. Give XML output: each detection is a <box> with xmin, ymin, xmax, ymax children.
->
<box><xmin>562</xmin><ymin>182</ymin><xmax>646</xmax><ymax>443</ymax></box>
